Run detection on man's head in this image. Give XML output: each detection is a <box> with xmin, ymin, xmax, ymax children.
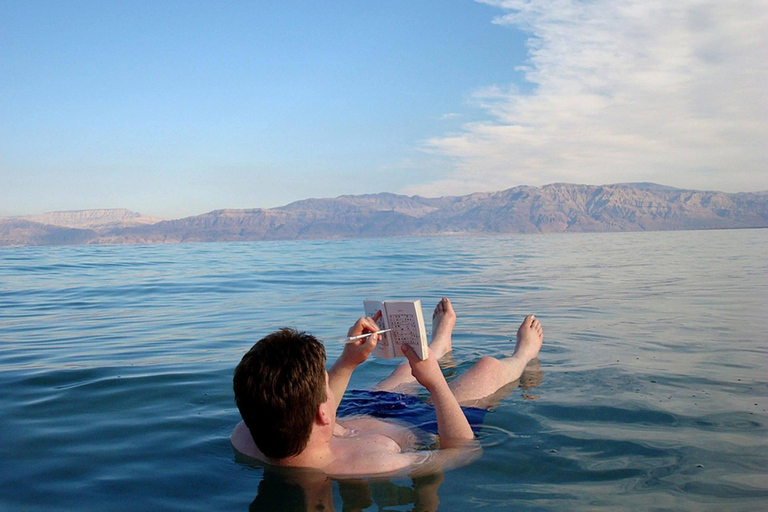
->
<box><xmin>233</xmin><ymin>328</ymin><xmax>328</xmax><ymax>459</ymax></box>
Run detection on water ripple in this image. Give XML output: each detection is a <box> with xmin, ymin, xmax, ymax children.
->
<box><xmin>1</xmin><ymin>230</ymin><xmax>767</xmax><ymax>511</ymax></box>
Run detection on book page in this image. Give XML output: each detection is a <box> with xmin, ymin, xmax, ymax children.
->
<box><xmin>363</xmin><ymin>299</ymin><xmax>394</xmax><ymax>358</ymax></box>
<box><xmin>382</xmin><ymin>300</ymin><xmax>428</xmax><ymax>360</ymax></box>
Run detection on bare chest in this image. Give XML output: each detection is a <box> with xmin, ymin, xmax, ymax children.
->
<box><xmin>324</xmin><ymin>431</ymin><xmax>423</xmax><ymax>477</ymax></box>
<box><xmin>331</xmin><ymin>431</ymin><xmax>402</xmax><ymax>455</ymax></box>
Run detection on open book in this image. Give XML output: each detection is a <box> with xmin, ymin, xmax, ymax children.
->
<box><xmin>363</xmin><ymin>299</ymin><xmax>428</xmax><ymax>360</ymax></box>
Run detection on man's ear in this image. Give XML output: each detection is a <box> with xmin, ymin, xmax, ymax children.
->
<box><xmin>317</xmin><ymin>402</ymin><xmax>332</xmax><ymax>426</ymax></box>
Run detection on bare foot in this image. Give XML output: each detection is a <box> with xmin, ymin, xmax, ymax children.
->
<box><xmin>373</xmin><ymin>298</ymin><xmax>456</xmax><ymax>393</ymax></box>
<box><xmin>430</xmin><ymin>297</ymin><xmax>455</xmax><ymax>358</ymax></box>
<box><xmin>513</xmin><ymin>314</ymin><xmax>543</xmax><ymax>363</ymax></box>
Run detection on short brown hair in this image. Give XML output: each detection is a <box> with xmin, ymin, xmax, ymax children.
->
<box><xmin>233</xmin><ymin>328</ymin><xmax>327</xmax><ymax>459</ymax></box>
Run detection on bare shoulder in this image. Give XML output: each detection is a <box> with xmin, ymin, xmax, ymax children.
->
<box><xmin>231</xmin><ymin>420</ymin><xmax>265</xmax><ymax>460</ymax></box>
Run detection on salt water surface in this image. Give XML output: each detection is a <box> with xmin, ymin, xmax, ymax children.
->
<box><xmin>1</xmin><ymin>229</ymin><xmax>766</xmax><ymax>511</ymax></box>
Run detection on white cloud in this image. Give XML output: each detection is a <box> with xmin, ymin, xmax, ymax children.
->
<box><xmin>407</xmin><ymin>0</ymin><xmax>768</xmax><ymax>196</ymax></box>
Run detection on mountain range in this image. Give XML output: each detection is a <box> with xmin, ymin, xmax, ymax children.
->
<box><xmin>2</xmin><ymin>183</ymin><xmax>767</xmax><ymax>247</ymax></box>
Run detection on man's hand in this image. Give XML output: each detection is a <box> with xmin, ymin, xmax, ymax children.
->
<box><xmin>402</xmin><ymin>346</ymin><xmax>446</xmax><ymax>392</ymax></box>
<box><xmin>329</xmin><ymin>311</ymin><xmax>384</xmax><ymax>409</ymax></box>
<box><xmin>403</xmin><ymin>345</ymin><xmax>475</xmax><ymax>446</ymax></box>
<box><xmin>339</xmin><ymin>312</ymin><xmax>382</xmax><ymax>367</ymax></box>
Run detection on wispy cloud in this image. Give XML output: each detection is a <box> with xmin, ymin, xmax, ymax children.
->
<box><xmin>407</xmin><ymin>0</ymin><xmax>768</xmax><ymax>196</ymax></box>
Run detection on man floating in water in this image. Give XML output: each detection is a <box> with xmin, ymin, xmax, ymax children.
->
<box><xmin>231</xmin><ymin>297</ymin><xmax>543</xmax><ymax>477</ymax></box>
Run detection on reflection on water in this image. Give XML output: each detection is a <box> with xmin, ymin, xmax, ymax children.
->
<box><xmin>248</xmin><ymin>468</ymin><xmax>447</xmax><ymax>512</ymax></box>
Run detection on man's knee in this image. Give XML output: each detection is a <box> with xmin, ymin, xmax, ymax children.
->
<box><xmin>475</xmin><ymin>355</ymin><xmax>503</xmax><ymax>374</ymax></box>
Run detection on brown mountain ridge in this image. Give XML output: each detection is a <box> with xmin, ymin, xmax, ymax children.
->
<box><xmin>2</xmin><ymin>183</ymin><xmax>766</xmax><ymax>246</ymax></box>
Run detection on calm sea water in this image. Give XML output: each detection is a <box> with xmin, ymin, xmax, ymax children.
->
<box><xmin>1</xmin><ymin>229</ymin><xmax>766</xmax><ymax>511</ymax></box>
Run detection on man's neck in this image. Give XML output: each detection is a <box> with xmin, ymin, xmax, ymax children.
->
<box><xmin>270</xmin><ymin>425</ymin><xmax>334</xmax><ymax>469</ymax></box>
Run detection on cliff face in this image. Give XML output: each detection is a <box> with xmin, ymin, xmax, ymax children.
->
<box><xmin>20</xmin><ymin>209</ymin><xmax>163</xmax><ymax>229</ymax></box>
<box><xmin>2</xmin><ymin>183</ymin><xmax>766</xmax><ymax>246</ymax></box>
<box><xmin>0</xmin><ymin>219</ymin><xmax>95</xmax><ymax>246</ymax></box>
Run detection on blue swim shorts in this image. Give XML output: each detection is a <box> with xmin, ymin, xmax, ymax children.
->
<box><xmin>337</xmin><ymin>389</ymin><xmax>487</xmax><ymax>435</ymax></box>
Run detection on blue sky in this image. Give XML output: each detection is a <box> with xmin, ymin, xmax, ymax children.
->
<box><xmin>2</xmin><ymin>0</ymin><xmax>766</xmax><ymax>218</ymax></box>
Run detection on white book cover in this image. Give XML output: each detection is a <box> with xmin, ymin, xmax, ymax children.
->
<box><xmin>363</xmin><ymin>299</ymin><xmax>428</xmax><ymax>360</ymax></box>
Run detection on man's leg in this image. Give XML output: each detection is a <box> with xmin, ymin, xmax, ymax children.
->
<box><xmin>447</xmin><ymin>314</ymin><xmax>543</xmax><ymax>407</ymax></box>
<box><xmin>373</xmin><ymin>298</ymin><xmax>544</xmax><ymax>406</ymax></box>
<box><xmin>374</xmin><ymin>297</ymin><xmax>455</xmax><ymax>392</ymax></box>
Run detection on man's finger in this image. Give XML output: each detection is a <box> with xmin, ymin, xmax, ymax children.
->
<box><xmin>402</xmin><ymin>345</ymin><xmax>419</xmax><ymax>364</ymax></box>
<box><xmin>361</xmin><ymin>317</ymin><xmax>379</xmax><ymax>331</ymax></box>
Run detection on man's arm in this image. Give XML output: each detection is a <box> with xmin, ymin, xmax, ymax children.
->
<box><xmin>327</xmin><ymin>314</ymin><xmax>381</xmax><ymax>408</ymax></box>
<box><xmin>402</xmin><ymin>345</ymin><xmax>474</xmax><ymax>448</ymax></box>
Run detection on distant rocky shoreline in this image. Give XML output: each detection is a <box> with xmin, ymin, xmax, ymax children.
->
<box><xmin>2</xmin><ymin>182</ymin><xmax>767</xmax><ymax>247</ymax></box>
